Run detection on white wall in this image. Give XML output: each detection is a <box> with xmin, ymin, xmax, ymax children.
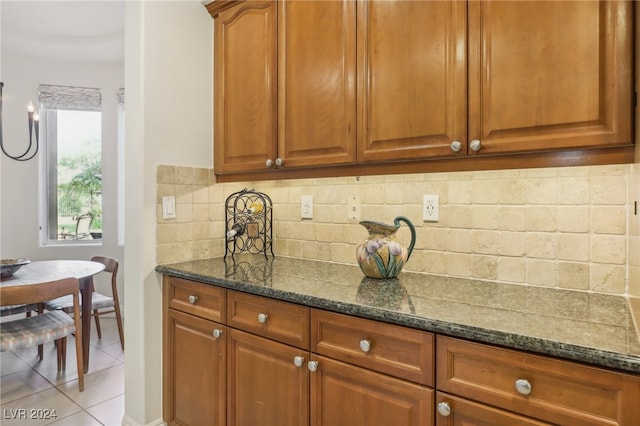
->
<box><xmin>123</xmin><ymin>1</ymin><xmax>212</xmax><ymax>424</ymax></box>
<box><xmin>0</xmin><ymin>25</ymin><xmax>124</xmax><ymax>296</ymax></box>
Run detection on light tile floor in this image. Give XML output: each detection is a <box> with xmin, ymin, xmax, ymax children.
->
<box><xmin>1</xmin><ymin>316</ymin><xmax>124</xmax><ymax>426</ymax></box>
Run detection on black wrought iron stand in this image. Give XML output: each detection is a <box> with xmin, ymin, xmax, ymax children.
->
<box><xmin>224</xmin><ymin>188</ymin><xmax>274</xmax><ymax>259</ymax></box>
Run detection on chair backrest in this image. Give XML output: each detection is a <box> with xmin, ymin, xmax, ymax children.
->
<box><xmin>90</xmin><ymin>256</ymin><xmax>119</xmax><ymax>296</ymax></box>
<box><xmin>0</xmin><ymin>277</ymin><xmax>79</xmax><ymax>306</ymax></box>
<box><xmin>75</xmin><ymin>213</ymin><xmax>94</xmax><ymax>239</ymax></box>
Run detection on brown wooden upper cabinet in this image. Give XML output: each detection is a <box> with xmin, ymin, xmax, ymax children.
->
<box><xmin>207</xmin><ymin>0</ymin><xmax>633</xmax><ymax>176</ymax></box>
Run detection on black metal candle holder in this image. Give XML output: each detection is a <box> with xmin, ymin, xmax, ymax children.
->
<box><xmin>224</xmin><ymin>188</ymin><xmax>274</xmax><ymax>259</ymax></box>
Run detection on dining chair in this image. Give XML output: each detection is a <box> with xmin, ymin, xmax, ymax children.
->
<box><xmin>0</xmin><ymin>277</ymin><xmax>84</xmax><ymax>391</ymax></box>
<box><xmin>45</xmin><ymin>256</ymin><xmax>124</xmax><ymax>350</ymax></box>
<box><xmin>60</xmin><ymin>212</ymin><xmax>94</xmax><ymax>240</ymax></box>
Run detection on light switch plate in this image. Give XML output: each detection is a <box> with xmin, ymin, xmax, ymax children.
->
<box><xmin>162</xmin><ymin>196</ymin><xmax>176</xmax><ymax>219</ymax></box>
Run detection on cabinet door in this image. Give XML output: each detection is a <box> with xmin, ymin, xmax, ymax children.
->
<box><xmin>277</xmin><ymin>0</ymin><xmax>357</xmax><ymax>168</ymax></box>
<box><xmin>227</xmin><ymin>329</ymin><xmax>309</xmax><ymax>426</ymax></box>
<box><xmin>214</xmin><ymin>1</ymin><xmax>277</xmax><ymax>174</ymax></box>
<box><xmin>164</xmin><ymin>309</ymin><xmax>226</xmax><ymax>426</ymax></box>
<box><xmin>357</xmin><ymin>0</ymin><xmax>467</xmax><ymax>162</ymax></box>
<box><xmin>310</xmin><ymin>355</ymin><xmax>434</xmax><ymax>426</ymax></box>
<box><xmin>468</xmin><ymin>1</ymin><xmax>633</xmax><ymax>155</ymax></box>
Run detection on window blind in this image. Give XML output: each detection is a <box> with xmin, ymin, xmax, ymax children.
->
<box><xmin>38</xmin><ymin>84</ymin><xmax>102</xmax><ymax>111</ymax></box>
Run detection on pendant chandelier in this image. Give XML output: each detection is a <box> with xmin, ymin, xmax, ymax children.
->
<box><xmin>0</xmin><ymin>81</ymin><xmax>40</xmax><ymax>162</ymax></box>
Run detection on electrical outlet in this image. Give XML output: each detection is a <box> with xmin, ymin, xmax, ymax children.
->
<box><xmin>301</xmin><ymin>195</ymin><xmax>313</xmax><ymax>219</ymax></box>
<box><xmin>348</xmin><ymin>195</ymin><xmax>361</xmax><ymax>220</ymax></box>
<box><xmin>423</xmin><ymin>195</ymin><xmax>439</xmax><ymax>221</ymax></box>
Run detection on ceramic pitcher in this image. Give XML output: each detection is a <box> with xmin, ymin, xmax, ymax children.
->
<box><xmin>356</xmin><ymin>216</ymin><xmax>416</xmax><ymax>279</ymax></box>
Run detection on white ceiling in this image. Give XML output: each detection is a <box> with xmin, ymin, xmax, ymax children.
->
<box><xmin>1</xmin><ymin>0</ymin><xmax>125</xmax><ymax>63</ymax></box>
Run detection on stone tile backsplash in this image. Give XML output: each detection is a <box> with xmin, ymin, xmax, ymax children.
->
<box><xmin>157</xmin><ymin>164</ymin><xmax>635</xmax><ymax>295</ymax></box>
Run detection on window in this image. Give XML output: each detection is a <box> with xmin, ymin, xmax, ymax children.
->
<box><xmin>40</xmin><ymin>85</ymin><xmax>103</xmax><ymax>243</ymax></box>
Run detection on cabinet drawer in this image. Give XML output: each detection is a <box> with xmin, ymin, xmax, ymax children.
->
<box><xmin>311</xmin><ymin>309</ymin><xmax>434</xmax><ymax>386</ymax></box>
<box><xmin>227</xmin><ymin>290</ymin><xmax>310</xmax><ymax>349</ymax></box>
<box><xmin>437</xmin><ymin>336</ymin><xmax>640</xmax><ymax>426</ymax></box>
<box><xmin>435</xmin><ymin>392</ymin><xmax>549</xmax><ymax>426</ymax></box>
<box><xmin>166</xmin><ymin>276</ymin><xmax>225</xmax><ymax>323</ymax></box>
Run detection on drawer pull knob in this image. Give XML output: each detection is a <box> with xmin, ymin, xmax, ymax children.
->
<box><xmin>293</xmin><ymin>356</ymin><xmax>305</xmax><ymax>367</ymax></box>
<box><xmin>212</xmin><ymin>329</ymin><xmax>223</xmax><ymax>339</ymax></box>
<box><xmin>307</xmin><ymin>360</ymin><xmax>319</xmax><ymax>372</ymax></box>
<box><xmin>470</xmin><ymin>139</ymin><xmax>482</xmax><ymax>152</ymax></box>
<box><xmin>359</xmin><ymin>339</ymin><xmax>372</xmax><ymax>353</ymax></box>
<box><xmin>450</xmin><ymin>140</ymin><xmax>462</xmax><ymax>153</ymax></box>
<box><xmin>257</xmin><ymin>313</ymin><xmax>268</xmax><ymax>324</ymax></box>
<box><xmin>515</xmin><ymin>378</ymin><xmax>532</xmax><ymax>395</ymax></box>
<box><xmin>437</xmin><ymin>401</ymin><xmax>451</xmax><ymax>417</ymax></box>
<box><xmin>188</xmin><ymin>295</ymin><xmax>198</xmax><ymax>304</ymax></box>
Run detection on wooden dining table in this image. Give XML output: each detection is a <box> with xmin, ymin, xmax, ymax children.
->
<box><xmin>0</xmin><ymin>260</ymin><xmax>105</xmax><ymax>373</ymax></box>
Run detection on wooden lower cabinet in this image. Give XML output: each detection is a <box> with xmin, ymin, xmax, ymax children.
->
<box><xmin>311</xmin><ymin>355</ymin><xmax>434</xmax><ymax>426</ymax></box>
<box><xmin>227</xmin><ymin>328</ymin><xmax>309</xmax><ymax>426</ymax></box>
<box><xmin>164</xmin><ymin>309</ymin><xmax>226</xmax><ymax>426</ymax></box>
<box><xmin>437</xmin><ymin>336</ymin><xmax>640</xmax><ymax>426</ymax></box>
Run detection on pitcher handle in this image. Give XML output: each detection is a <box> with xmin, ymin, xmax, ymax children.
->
<box><xmin>393</xmin><ymin>216</ymin><xmax>416</xmax><ymax>261</ymax></box>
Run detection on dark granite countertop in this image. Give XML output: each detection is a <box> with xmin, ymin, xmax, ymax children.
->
<box><xmin>156</xmin><ymin>255</ymin><xmax>640</xmax><ymax>375</ymax></box>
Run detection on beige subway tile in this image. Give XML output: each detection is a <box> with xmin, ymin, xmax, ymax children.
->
<box><xmin>498</xmin><ymin>179</ymin><xmax>527</xmax><ymax>205</ymax></box>
<box><xmin>497</xmin><ymin>257</ymin><xmax>526</xmax><ymax>283</ymax></box>
<box><xmin>591</xmin><ymin>234</ymin><xmax>626</xmax><ymax>265</ymax></box>
<box><xmin>472</xmin><ymin>205</ymin><xmax>499</xmax><ymax>229</ymax></box>
<box><xmin>157</xmin><ymin>184</ymin><xmax>175</xmax><ymax>201</ymax></box>
<box><xmin>192</xmin><ymin>186</ymin><xmax>209</xmax><ymax>204</ymax></box>
<box><xmin>447</xmin><ymin>253</ymin><xmax>471</xmax><ymax>277</ymax></box>
<box><xmin>557</xmin><ymin>233</ymin><xmax>589</xmax><ymax>262</ymax></box>
<box><xmin>498</xmin><ymin>231</ymin><xmax>526</xmax><ymax>256</ymax></box>
<box><xmin>209</xmin><ymin>221</ymin><xmax>225</xmax><ymax>239</ymax></box>
<box><xmin>175</xmin><ymin>166</ymin><xmax>193</xmax><ymax>185</ymax></box>
<box><xmin>527</xmin><ymin>232</ymin><xmax>557</xmax><ymax>259</ymax></box>
<box><xmin>471</xmin><ymin>181</ymin><xmax>500</xmax><ymax>204</ymax></box>
<box><xmin>193</xmin><ymin>204</ymin><xmax>209</xmax><ymax>222</ymax></box>
<box><xmin>590</xmin><ymin>264</ymin><xmax>626</xmax><ymax>294</ymax></box>
<box><xmin>448</xmin><ymin>181</ymin><xmax>473</xmax><ymax>204</ymax></box>
<box><xmin>498</xmin><ymin>206</ymin><xmax>526</xmax><ymax>231</ymax></box>
<box><xmin>192</xmin><ymin>222</ymin><xmax>209</xmax><ymax>240</ymax></box>
<box><xmin>557</xmin><ymin>206</ymin><xmax>589</xmax><ymax>232</ymax></box>
<box><xmin>421</xmin><ymin>227</ymin><xmax>447</xmax><ymax>251</ymax></box>
<box><xmin>473</xmin><ymin>230</ymin><xmax>499</xmax><ymax>255</ymax></box>
<box><xmin>589</xmin><ymin>164</ymin><xmax>628</xmax><ymax>176</ymax></box>
<box><xmin>557</xmin><ymin>165</ymin><xmax>590</xmax><ymax>177</ymax></box>
<box><xmin>447</xmin><ymin>205</ymin><xmax>473</xmax><ymax>228</ymax></box>
<box><xmin>193</xmin><ymin>168</ymin><xmax>209</xmax><ymax>186</ymax></box>
<box><xmin>557</xmin><ymin>262</ymin><xmax>589</xmax><ymax>290</ymax></box>
<box><xmin>471</xmin><ymin>255</ymin><xmax>497</xmax><ymax>280</ymax></box>
<box><xmin>301</xmin><ymin>240</ymin><xmax>319</xmax><ymax>260</ymax></box>
<box><xmin>591</xmin><ymin>175</ymin><xmax>626</xmax><ymax>205</ymax></box>
<box><xmin>157</xmin><ymin>165</ymin><xmax>175</xmax><ymax>184</ymax></box>
<box><xmin>157</xmin><ymin>223</ymin><xmax>177</xmax><ymax>244</ymax></box>
<box><xmin>591</xmin><ymin>206</ymin><xmax>626</xmax><ymax>235</ymax></box>
<box><xmin>526</xmin><ymin>205</ymin><xmax>557</xmax><ymax>232</ymax></box>
<box><xmin>317</xmin><ymin>242</ymin><xmax>332</xmax><ymax>262</ymax></box>
<box><xmin>526</xmin><ymin>259</ymin><xmax>557</xmax><ymax>287</ymax></box>
<box><xmin>209</xmin><ymin>184</ymin><xmax>225</xmax><ymax>204</ymax></box>
<box><xmin>193</xmin><ymin>240</ymin><xmax>214</xmax><ymax>260</ymax></box>
<box><xmin>175</xmin><ymin>184</ymin><xmax>193</xmax><ymax>204</ymax></box>
<box><xmin>330</xmin><ymin>243</ymin><xmax>353</xmax><ymax>263</ymax></box>
<box><xmin>175</xmin><ymin>204</ymin><xmax>193</xmax><ymax>223</ymax></box>
<box><xmin>527</xmin><ymin>167</ymin><xmax>558</xmax><ymax>178</ymax></box>
<box><xmin>176</xmin><ymin>223</ymin><xmax>193</xmax><ymax>242</ymax></box>
<box><xmin>423</xmin><ymin>251</ymin><xmax>448</xmax><ymax>274</ymax></box>
<box><xmin>209</xmin><ymin>205</ymin><xmax>225</xmax><ymax>221</ymax></box>
<box><xmin>527</xmin><ymin>178</ymin><xmax>558</xmax><ymax>204</ymax></box>
<box><xmin>557</xmin><ymin>177</ymin><xmax>590</xmax><ymax>205</ymax></box>
<box><xmin>448</xmin><ymin>229</ymin><xmax>472</xmax><ymax>253</ymax></box>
